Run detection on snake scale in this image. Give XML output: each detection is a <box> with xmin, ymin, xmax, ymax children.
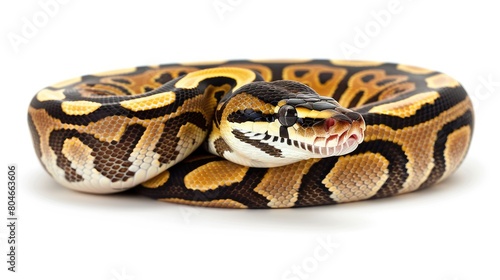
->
<box><xmin>28</xmin><ymin>59</ymin><xmax>474</xmax><ymax>208</ymax></box>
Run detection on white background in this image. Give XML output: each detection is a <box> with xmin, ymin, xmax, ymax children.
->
<box><xmin>1</xmin><ymin>1</ymin><xmax>499</xmax><ymax>279</ymax></box>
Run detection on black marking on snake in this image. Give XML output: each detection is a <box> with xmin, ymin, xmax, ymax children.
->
<box><xmin>318</xmin><ymin>72</ymin><xmax>334</xmax><ymax>84</ymax></box>
<box><xmin>155</xmin><ymin>72</ymin><xmax>173</xmax><ymax>84</ymax></box>
<box><xmin>214</xmin><ymin>89</ymin><xmax>227</xmax><ymax>103</ymax></box>
<box><xmin>376</xmin><ymin>78</ymin><xmax>399</xmax><ymax>87</ymax></box>
<box><xmin>111</xmin><ymin>78</ymin><xmax>132</xmax><ymax>84</ymax></box>
<box><xmin>348</xmin><ymin>90</ymin><xmax>364</xmax><ymax>108</ymax></box>
<box><xmin>361</xmin><ymin>74</ymin><xmax>375</xmax><ymax>83</ymax></box>
<box><xmin>232</xmin><ymin>130</ymin><xmax>282</xmax><ymax>158</ymax></box>
<box><xmin>279</xmin><ymin>126</ymin><xmax>289</xmax><ymax>139</ymax></box>
<box><xmin>294</xmin><ymin>70</ymin><xmax>308</xmax><ymax>78</ymax></box>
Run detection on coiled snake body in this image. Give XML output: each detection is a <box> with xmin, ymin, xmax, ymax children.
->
<box><xmin>28</xmin><ymin>60</ymin><xmax>474</xmax><ymax>208</ymax></box>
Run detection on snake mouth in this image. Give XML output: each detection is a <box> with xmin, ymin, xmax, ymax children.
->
<box><xmin>311</xmin><ymin>115</ymin><xmax>365</xmax><ymax>157</ymax></box>
<box><xmin>312</xmin><ymin>130</ymin><xmax>363</xmax><ymax>156</ymax></box>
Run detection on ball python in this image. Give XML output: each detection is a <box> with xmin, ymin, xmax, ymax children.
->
<box><xmin>28</xmin><ymin>59</ymin><xmax>474</xmax><ymax>208</ymax></box>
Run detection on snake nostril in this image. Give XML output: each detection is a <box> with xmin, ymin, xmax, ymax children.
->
<box><xmin>324</xmin><ymin>118</ymin><xmax>336</xmax><ymax>131</ymax></box>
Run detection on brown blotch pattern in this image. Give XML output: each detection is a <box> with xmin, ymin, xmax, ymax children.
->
<box><xmin>340</xmin><ymin>69</ymin><xmax>409</xmax><ymax>107</ymax></box>
<box><xmin>283</xmin><ymin>64</ymin><xmax>347</xmax><ymax>96</ymax></box>
<box><xmin>213</xmin><ymin>137</ymin><xmax>232</xmax><ymax>157</ymax></box>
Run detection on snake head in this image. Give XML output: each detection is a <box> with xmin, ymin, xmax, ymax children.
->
<box><xmin>273</xmin><ymin>92</ymin><xmax>365</xmax><ymax>159</ymax></box>
<box><xmin>214</xmin><ymin>80</ymin><xmax>366</xmax><ymax>167</ymax></box>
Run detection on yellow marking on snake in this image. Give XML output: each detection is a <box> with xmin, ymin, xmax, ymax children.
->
<box><xmin>142</xmin><ymin>170</ymin><xmax>170</xmax><ymax>188</ymax></box>
<box><xmin>184</xmin><ymin>161</ymin><xmax>249</xmax><ymax>191</ymax></box>
<box><xmin>369</xmin><ymin>91</ymin><xmax>440</xmax><ymax>118</ymax></box>
<box><xmin>175</xmin><ymin>67</ymin><xmax>256</xmax><ymax>91</ymax></box>
<box><xmin>61</xmin><ymin>101</ymin><xmax>102</xmax><ymax>116</ymax></box>
<box><xmin>36</xmin><ymin>88</ymin><xmax>65</xmax><ymax>102</ymax></box>
<box><xmin>323</xmin><ymin>152</ymin><xmax>389</xmax><ymax>203</ymax></box>
<box><xmin>426</xmin><ymin>73</ymin><xmax>461</xmax><ymax>89</ymax></box>
<box><xmin>225</xmin><ymin>63</ymin><xmax>273</xmax><ymax>81</ymax></box>
<box><xmin>120</xmin><ymin>91</ymin><xmax>176</xmax><ymax>112</ymax></box>
<box><xmin>296</xmin><ymin>107</ymin><xmax>338</xmax><ymax>119</ymax></box>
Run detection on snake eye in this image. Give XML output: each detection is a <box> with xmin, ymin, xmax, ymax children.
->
<box><xmin>278</xmin><ymin>105</ymin><xmax>298</xmax><ymax>127</ymax></box>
